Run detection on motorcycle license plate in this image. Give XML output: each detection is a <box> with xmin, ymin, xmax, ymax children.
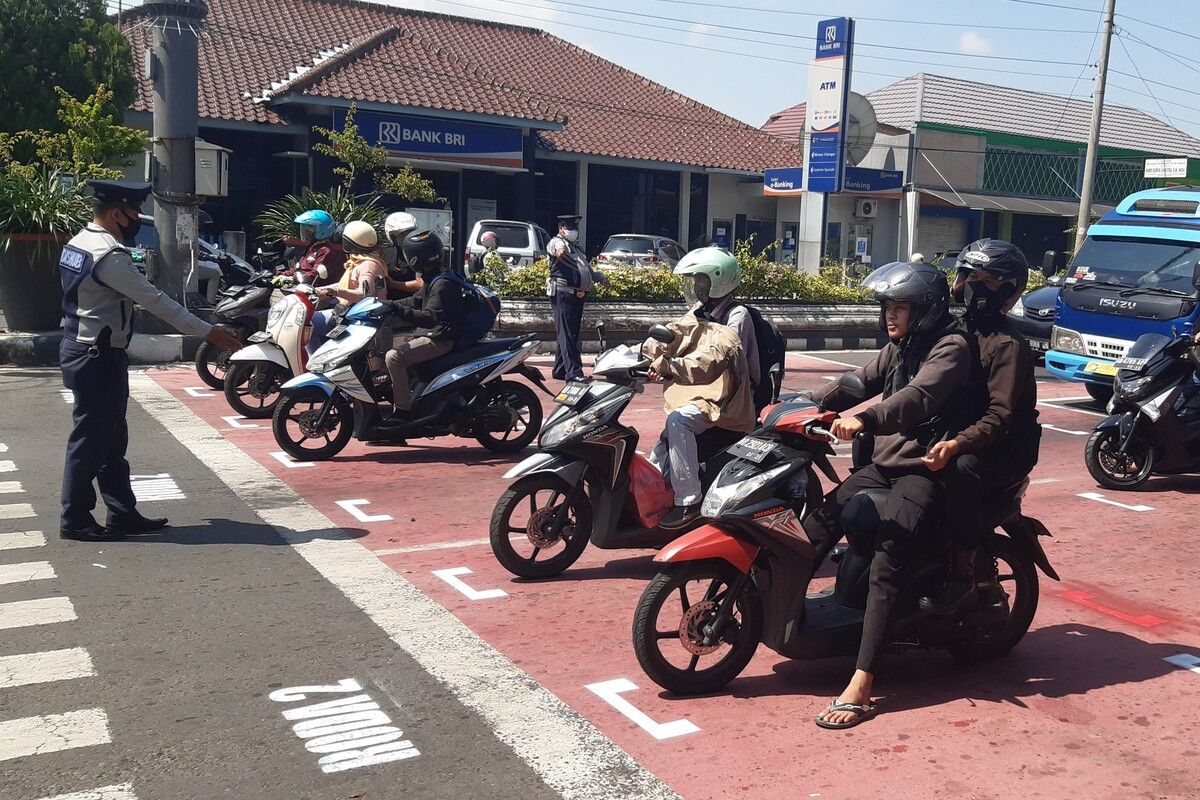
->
<box><xmin>554</xmin><ymin>381</ymin><xmax>590</xmax><ymax>406</ymax></box>
<box><xmin>326</xmin><ymin>324</ymin><xmax>348</xmax><ymax>339</ymax></box>
<box><xmin>1113</xmin><ymin>356</ymin><xmax>1148</xmax><ymax>370</ymax></box>
<box><xmin>729</xmin><ymin>436</ymin><xmax>776</xmax><ymax>464</ymax></box>
<box><xmin>1084</xmin><ymin>360</ymin><xmax>1118</xmax><ymax>377</ymax></box>
<box><xmin>248</xmin><ymin>331</ymin><xmax>271</xmax><ymax>343</ymax></box>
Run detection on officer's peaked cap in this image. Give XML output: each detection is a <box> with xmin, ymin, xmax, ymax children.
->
<box><xmin>87</xmin><ymin>179</ymin><xmax>152</xmax><ymax>207</ymax></box>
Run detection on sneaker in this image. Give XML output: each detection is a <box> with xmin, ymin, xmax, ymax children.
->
<box><xmin>658</xmin><ymin>504</ymin><xmax>702</xmax><ymax>531</ymax></box>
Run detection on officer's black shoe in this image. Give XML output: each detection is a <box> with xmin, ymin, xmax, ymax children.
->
<box><xmin>61</xmin><ymin>523</ymin><xmax>124</xmax><ymax>542</ymax></box>
<box><xmin>658</xmin><ymin>504</ymin><xmax>702</xmax><ymax>531</ymax></box>
<box><xmin>919</xmin><ymin>547</ymin><xmax>977</xmax><ymax>616</ymax></box>
<box><xmin>106</xmin><ymin>515</ymin><xmax>169</xmax><ymax>535</ymax></box>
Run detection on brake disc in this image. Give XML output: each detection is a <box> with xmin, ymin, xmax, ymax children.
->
<box><xmin>678</xmin><ymin>599</ymin><xmax>723</xmax><ymax>655</ymax></box>
<box><xmin>527</xmin><ymin>504</ymin><xmax>572</xmax><ymax>548</ymax></box>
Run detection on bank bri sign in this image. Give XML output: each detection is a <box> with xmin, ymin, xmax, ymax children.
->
<box><xmin>805</xmin><ymin>17</ymin><xmax>854</xmax><ymax>194</ymax></box>
<box><xmin>333</xmin><ymin>108</ymin><xmax>524</xmax><ymax>169</ymax></box>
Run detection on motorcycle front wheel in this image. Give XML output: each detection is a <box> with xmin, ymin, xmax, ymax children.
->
<box><xmin>1084</xmin><ymin>426</ymin><xmax>1154</xmax><ymax>490</ymax></box>
<box><xmin>224</xmin><ymin>361</ymin><xmax>289</xmax><ymax>419</ymax></box>
<box><xmin>272</xmin><ymin>390</ymin><xmax>355</xmax><ymax>461</ymax></box>
<box><xmin>474</xmin><ymin>380</ymin><xmax>543</xmax><ymax>453</ymax></box>
<box><xmin>633</xmin><ymin>558</ymin><xmax>762</xmax><ymax>696</ymax></box>
<box><xmin>489</xmin><ymin>473</ymin><xmax>592</xmax><ymax>578</ymax></box>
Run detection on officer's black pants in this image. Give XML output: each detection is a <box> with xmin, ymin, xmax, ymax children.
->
<box><xmin>60</xmin><ymin>340</ymin><xmax>137</xmax><ymax>530</ymax></box>
<box><xmin>803</xmin><ymin>463</ymin><xmax>941</xmax><ymax>673</ymax></box>
<box><xmin>552</xmin><ymin>291</ymin><xmax>585</xmax><ymax>381</ymax></box>
<box><xmin>943</xmin><ymin>453</ymin><xmax>1029</xmax><ymax>551</ymax></box>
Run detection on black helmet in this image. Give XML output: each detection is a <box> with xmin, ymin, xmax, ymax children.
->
<box><xmin>954</xmin><ymin>238</ymin><xmax>1029</xmax><ymax>314</ymax></box>
<box><xmin>401</xmin><ymin>229</ymin><xmax>444</xmax><ymax>274</ymax></box>
<box><xmin>861</xmin><ymin>261</ymin><xmax>951</xmax><ymax>335</ymax></box>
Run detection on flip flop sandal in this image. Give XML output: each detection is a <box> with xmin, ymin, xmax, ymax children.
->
<box><xmin>814</xmin><ymin>699</ymin><xmax>879</xmax><ymax>730</ymax></box>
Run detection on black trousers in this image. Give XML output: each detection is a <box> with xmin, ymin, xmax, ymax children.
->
<box><xmin>552</xmin><ymin>291</ymin><xmax>585</xmax><ymax>381</ymax></box>
<box><xmin>943</xmin><ymin>450</ymin><xmax>1034</xmax><ymax>550</ymax></box>
<box><xmin>60</xmin><ymin>339</ymin><xmax>138</xmax><ymax>530</ymax></box>
<box><xmin>803</xmin><ymin>464</ymin><xmax>942</xmax><ymax>673</ymax></box>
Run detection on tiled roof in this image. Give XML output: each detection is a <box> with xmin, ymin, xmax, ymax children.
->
<box><xmin>121</xmin><ymin>0</ymin><xmax>800</xmax><ymax>172</ymax></box>
<box><xmin>762</xmin><ymin>102</ymin><xmax>805</xmax><ymax>143</ymax></box>
<box><xmin>866</xmin><ymin>73</ymin><xmax>1200</xmax><ymax>158</ymax></box>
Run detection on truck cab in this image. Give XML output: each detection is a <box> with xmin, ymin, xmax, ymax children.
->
<box><xmin>1045</xmin><ymin>187</ymin><xmax>1200</xmax><ymax>403</ymax></box>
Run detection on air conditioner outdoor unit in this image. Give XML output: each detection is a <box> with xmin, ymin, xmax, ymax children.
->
<box><xmin>854</xmin><ymin>198</ymin><xmax>877</xmax><ymax>218</ymax></box>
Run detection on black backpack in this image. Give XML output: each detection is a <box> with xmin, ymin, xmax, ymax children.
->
<box><xmin>730</xmin><ymin>301</ymin><xmax>787</xmax><ymax>411</ymax></box>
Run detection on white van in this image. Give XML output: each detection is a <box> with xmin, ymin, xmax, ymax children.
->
<box><xmin>464</xmin><ymin>219</ymin><xmax>552</xmax><ymax>274</ymax></box>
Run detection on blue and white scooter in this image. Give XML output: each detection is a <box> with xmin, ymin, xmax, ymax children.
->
<box><xmin>271</xmin><ymin>296</ymin><xmax>549</xmax><ymax>461</ymax></box>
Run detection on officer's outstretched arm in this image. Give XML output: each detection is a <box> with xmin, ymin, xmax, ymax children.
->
<box><xmin>94</xmin><ymin>250</ymin><xmax>213</xmax><ymax>337</ymax></box>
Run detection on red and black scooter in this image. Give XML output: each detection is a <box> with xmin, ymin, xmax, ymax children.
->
<box><xmin>631</xmin><ymin>374</ymin><xmax>1060</xmax><ymax>696</ymax></box>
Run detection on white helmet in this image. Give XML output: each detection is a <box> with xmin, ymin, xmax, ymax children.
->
<box><xmin>342</xmin><ymin>220</ymin><xmax>379</xmax><ymax>253</ymax></box>
<box><xmin>384</xmin><ymin>212</ymin><xmax>417</xmax><ymax>244</ymax></box>
<box><xmin>480</xmin><ymin>230</ymin><xmax>499</xmax><ymax>248</ymax></box>
<box><xmin>910</xmin><ymin>252</ymin><xmax>925</xmax><ymax>263</ymax></box>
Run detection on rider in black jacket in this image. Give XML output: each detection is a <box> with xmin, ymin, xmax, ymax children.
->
<box><xmin>384</xmin><ymin>231</ymin><xmax>465</xmax><ymax>416</ymax></box>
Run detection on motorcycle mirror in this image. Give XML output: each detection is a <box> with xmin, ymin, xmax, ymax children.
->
<box><xmin>836</xmin><ymin>371</ymin><xmax>868</xmax><ymax>399</ymax></box>
<box><xmin>648</xmin><ymin>324</ymin><xmax>676</xmax><ymax>344</ymax></box>
<box><xmin>317</xmin><ymin>265</ymin><xmax>329</xmax><ymax>280</ymax></box>
<box><xmin>1040</xmin><ymin>250</ymin><xmax>1062</xmax><ymax>278</ymax></box>
<box><xmin>596</xmin><ymin>320</ymin><xmax>607</xmax><ymax>352</ymax></box>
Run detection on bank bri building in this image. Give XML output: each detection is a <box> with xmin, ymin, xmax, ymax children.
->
<box><xmin>118</xmin><ymin>0</ymin><xmax>801</xmax><ymax>258</ymax></box>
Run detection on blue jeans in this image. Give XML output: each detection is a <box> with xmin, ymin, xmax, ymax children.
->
<box><xmin>307</xmin><ymin>309</ymin><xmax>338</xmax><ymax>355</ymax></box>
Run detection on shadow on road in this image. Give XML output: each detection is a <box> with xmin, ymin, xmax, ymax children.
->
<box><xmin>332</xmin><ymin>446</ymin><xmax>527</xmax><ymax>468</ymax></box>
<box><xmin>106</xmin><ymin>517</ymin><xmax>369</xmax><ymax>546</ymax></box>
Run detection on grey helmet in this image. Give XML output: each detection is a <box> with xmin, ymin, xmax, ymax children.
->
<box><xmin>861</xmin><ymin>260</ymin><xmax>951</xmax><ymax>335</ymax></box>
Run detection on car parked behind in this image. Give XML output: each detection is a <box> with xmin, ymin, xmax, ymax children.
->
<box><xmin>464</xmin><ymin>219</ymin><xmax>551</xmax><ymax>274</ymax></box>
<box><xmin>1007</xmin><ymin>275</ymin><xmax>1062</xmax><ymax>356</ymax></box>
<box><xmin>597</xmin><ymin>234</ymin><xmax>684</xmax><ymax>268</ymax></box>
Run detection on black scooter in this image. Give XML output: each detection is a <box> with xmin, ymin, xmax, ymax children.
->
<box><xmin>1085</xmin><ymin>332</ymin><xmax>1200</xmax><ymax>490</ymax></box>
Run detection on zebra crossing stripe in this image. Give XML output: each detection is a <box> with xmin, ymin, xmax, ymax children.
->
<box><xmin>0</xmin><ymin>648</ymin><xmax>95</xmax><ymax>689</ymax></box>
<box><xmin>0</xmin><ymin>461</ymin><xmax>16</xmax><ymax>473</ymax></box>
<box><xmin>130</xmin><ymin>474</ymin><xmax>185</xmax><ymax>502</ymax></box>
<box><xmin>0</xmin><ymin>597</ymin><xmax>77</xmax><ymax>630</ymax></box>
<box><xmin>0</xmin><ymin>503</ymin><xmax>36</xmax><ymax>520</ymax></box>
<box><xmin>0</xmin><ymin>481</ymin><xmax>24</xmax><ymax>494</ymax></box>
<box><xmin>0</xmin><ymin>531</ymin><xmax>45</xmax><ymax>551</ymax></box>
<box><xmin>0</xmin><ymin>709</ymin><xmax>112</xmax><ymax>761</ymax></box>
<box><xmin>36</xmin><ymin>785</ymin><xmax>137</xmax><ymax>800</ymax></box>
<box><xmin>0</xmin><ymin>560</ymin><xmax>55</xmax><ymax>585</ymax></box>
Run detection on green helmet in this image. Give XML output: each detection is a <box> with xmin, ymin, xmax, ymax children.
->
<box><xmin>674</xmin><ymin>246</ymin><xmax>740</xmax><ymax>305</ymax></box>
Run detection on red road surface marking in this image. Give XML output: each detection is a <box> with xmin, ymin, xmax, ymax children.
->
<box><xmin>1058</xmin><ymin>589</ymin><xmax>1169</xmax><ymax>628</ymax></box>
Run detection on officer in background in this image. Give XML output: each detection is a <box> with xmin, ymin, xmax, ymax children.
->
<box><xmin>547</xmin><ymin>213</ymin><xmax>606</xmax><ymax>381</ymax></box>
<box><xmin>58</xmin><ymin>180</ymin><xmax>242</xmax><ymax>541</ymax></box>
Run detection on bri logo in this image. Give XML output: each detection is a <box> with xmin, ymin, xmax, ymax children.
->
<box><xmin>825</xmin><ymin>25</ymin><xmax>837</xmax><ymax>43</ymax></box>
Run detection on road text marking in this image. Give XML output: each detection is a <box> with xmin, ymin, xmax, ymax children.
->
<box><xmin>269</xmin><ymin>451</ymin><xmax>314</xmax><ymax>469</ymax></box>
<box><xmin>0</xmin><ymin>597</ymin><xmax>77</xmax><ymax>630</ymax></box>
<box><xmin>0</xmin><ymin>560</ymin><xmax>55</xmax><ymax>585</ymax></box>
<box><xmin>335</xmin><ymin>499</ymin><xmax>393</xmax><ymax>524</ymax></box>
<box><xmin>270</xmin><ymin>679</ymin><xmax>419</xmax><ymax>773</ymax></box>
<box><xmin>0</xmin><ymin>648</ymin><xmax>95</xmax><ymax>689</ymax></box>
<box><xmin>59</xmin><ymin>390</ymin><xmax>74</xmax><ymax>404</ymax></box>
<box><xmin>432</xmin><ymin>567</ymin><xmax>507</xmax><ymax>601</ymax></box>
<box><xmin>1058</xmin><ymin>589</ymin><xmax>1168</xmax><ymax>628</ymax></box>
<box><xmin>0</xmin><ymin>531</ymin><xmax>44</xmax><ymax>551</ymax></box>
<box><xmin>0</xmin><ymin>709</ymin><xmax>111</xmax><ymax>761</ymax></box>
<box><xmin>1078</xmin><ymin>492</ymin><xmax>1154</xmax><ymax>512</ymax></box>
<box><xmin>131</xmin><ymin>474</ymin><xmax>185</xmax><ymax>502</ymax></box>
<box><xmin>221</xmin><ymin>415</ymin><xmax>261</xmax><ymax>429</ymax></box>
<box><xmin>585</xmin><ymin>678</ymin><xmax>700</xmax><ymax>740</ymax></box>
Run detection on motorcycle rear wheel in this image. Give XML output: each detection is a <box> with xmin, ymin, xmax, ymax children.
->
<box><xmin>272</xmin><ymin>391</ymin><xmax>355</xmax><ymax>461</ymax></box>
<box><xmin>949</xmin><ymin>534</ymin><xmax>1038</xmax><ymax>662</ymax></box>
<box><xmin>489</xmin><ymin>474</ymin><xmax>592</xmax><ymax>578</ymax></box>
<box><xmin>1085</xmin><ymin>427</ymin><xmax>1154</xmax><ymax>490</ymax></box>
<box><xmin>224</xmin><ymin>361</ymin><xmax>289</xmax><ymax>419</ymax></box>
<box><xmin>633</xmin><ymin>559</ymin><xmax>762</xmax><ymax>695</ymax></box>
<box><xmin>194</xmin><ymin>325</ymin><xmax>246</xmax><ymax>389</ymax></box>
<box><xmin>474</xmin><ymin>380</ymin><xmax>543</xmax><ymax>453</ymax></box>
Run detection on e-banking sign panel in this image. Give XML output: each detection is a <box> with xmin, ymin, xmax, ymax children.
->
<box><xmin>334</xmin><ymin>108</ymin><xmax>524</xmax><ymax>169</ymax></box>
<box><xmin>806</xmin><ymin>17</ymin><xmax>854</xmax><ymax>194</ymax></box>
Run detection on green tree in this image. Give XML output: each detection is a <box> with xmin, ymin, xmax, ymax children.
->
<box><xmin>313</xmin><ymin>105</ymin><xmax>440</xmax><ymax>203</ymax></box>
<box><xmin>0</xmin><ymin>0</ymin><xmax>136</xmax><ymax>134</ymax></box>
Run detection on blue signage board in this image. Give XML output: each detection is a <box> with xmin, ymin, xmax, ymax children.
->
<box><xmin>843</xmin><ymin>167</ymin><xmax>903</xmax><ymax>193</ymax></box>
<box><xmin>333</xmin><ymin>108</ymin><xmax>524</xmax><ymax>168</ymax></box>
<box><xmin>764</xmin><ymin>167</ymin><xmax>805</xmax><ymax>196</ymax></box>
<box><xmin>805</xmin><ymin>17</ymin><xmax>855</xmax><ymax>194</ymax></box>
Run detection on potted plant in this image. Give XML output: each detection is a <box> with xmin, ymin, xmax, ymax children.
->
<box><xmin>0</xmin><ymin>166</ymin><xmax>89</xmax><ymax>331</ymax></box>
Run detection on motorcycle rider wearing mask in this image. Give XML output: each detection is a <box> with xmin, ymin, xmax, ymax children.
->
<box><xmin>275</xmin><ymin>209</ymin><xmax>346</xmax><ymax>287</ymax></box>
<box><xmin>383</xmin><ymin>211</ymin><xmax>424</xmax><ymax>299</ymax></box>
<box><xmin>645</xmin><ymin>247</ymin><xmax>758</xmax><ymax>530</ymax></box>
<box><xmin>803</xmin><ymin>261</ymin><xmax>973</xmax><ymax>729</ymax></box>
<box><xmin>383</xmin><ymin>231</ymin><xmax>466</xmax><ymax>417</ymax></box>
<box><xmin>919</xmin><ymin>239</ymin><xmax>1041</xmax><ymax>614</ymax></box>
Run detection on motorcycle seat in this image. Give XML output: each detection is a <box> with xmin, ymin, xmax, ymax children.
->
<box><xmin>416</xmin><ymin>334</ymin><xmax>537</xmax><ymax>379</ymax></box>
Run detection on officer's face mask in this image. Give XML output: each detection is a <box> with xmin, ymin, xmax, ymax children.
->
<box><xmin>681</xmin><ymin>274</ymin><xmax>712</xmax><ymax>306</ymax></box>
<box><xmin>562</xmin><ymin>228</ymin><xmax>579</xmax><ymax>243</ymax></box>
<box><xmin>115</xmin><ymin>207</ymin><xmax>141</xmax><ymax>244</ymax></box>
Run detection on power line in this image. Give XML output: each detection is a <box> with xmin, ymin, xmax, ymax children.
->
<box><xmin>1116</xmin><ymin>28</ymin><xmax>1200</xmax><ymax>77</ymax></box>
<box><xmin>1115</xmin><ymin>31</ymin><xmax>1175</xmax><ymax>127</ymax></box>
<box><xmin>1001</xmin><ymin>0</ymin><xmax>1098</xmax><ymax>12</ymax></box>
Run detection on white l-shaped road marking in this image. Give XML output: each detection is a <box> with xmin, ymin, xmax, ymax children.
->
<box><xmin>432</xmin><ymin>567</ymin><xmax>507</xmax><ymax>601</ymax></box>
<box><xmin>586</xmin><ymin>678</ymin><xmax>699</xmax><ymax>740</ymax></box>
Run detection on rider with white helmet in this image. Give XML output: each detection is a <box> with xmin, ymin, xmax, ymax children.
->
<box><xmin>383</xmin><ymin>212</ymin><xmax>424</xmax><ymax>298</ymax></box>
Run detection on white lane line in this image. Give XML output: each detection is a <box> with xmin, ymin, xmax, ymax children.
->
<box><xmin>0</xmin><ymin>460</ymin><xmax>15</xmax><ymax>473</ymax></box>
<box><xmin>1030</xmin><ymin>478</ymin><xmax>1061</xmax><ymax>485</ymax></box>
<box><xmin>0</xmin><ymin>503</ymin><xmax>36</xmax><ymax>520</ymax></box>
<box><xmin>794</xmin><ymin>352</ymin><xmax>860</xmax><ymax>369</ymax></box>
<box><xmin>335</xmin><ymin>499</ymin><xmax>393</xmax><ymax>524</ymax></box>
<box><xmin>0</xmin><ymin>597</ymin><xmax>77</xmax><ymax>630</ymax></box>
<box><xmin>373</xmin><ymin>538</ymin><xmax>491</xmax><ymax>556</ymax></box>
<box><xmin>0</xmin><ymin>530</ymin><xmax>45</xmax><ymax>551</ymax></box>
<box><xmin>220</xmin><ymin>415</ymin><xmax>261</xmax><ymax>429</ymax></box>
<box><xmin>36</xmin><ymin>784</ymin><xmax>137</xmax><ymax>800</ymax></box>
<box><xmin>0</xmin><ymin>709</ymin><xmax>112</xmax><ymax>761</ymax></box>
<box><xmin>1038</xmin><ymin>400</ymin><xmax>1105</xmax><ymax>418</ymax></box>
<box><xmin>1164</xmin><ymin>653</ymin><xmax>1200</xmax><ymax>675</ymax></box>
<box><xmin>128</xmin><ymin>373</ymin><xmax>679</xmax><ymax>800</ymax></box>
<box><xmin>0</xmin><ymin>647</ymin><xmax>96</xmax><ymax>689</ymax></box>
<box><xmin>182</xmin><ymin>386</ymin><xmax>213</xmax><ymax>398</ymax></box>
<box><xmin>1044</xmin><ymin>423</ymin><xmax>1089</xmax><ymax>436</ymax></box>
<box><xmin>269</xmin><ymin>451</ymin><xmax>314</xmax><ymax>469</ymax></box>
<box><xmin>585</xmin><ymin>679</ymin><xmax>700</xmax><ymax>740</ymax></box>
<box><xmin>0</xmin><ymin>560</ymin><xmax>55</xmax><ymax>585</ymax></box>
<box><xmin>1078</xmin><ymin>491</ymin><xmax>1154</xmax><ymax>512</ymax></box>
<box><xmin>130</xmin><ymin>474</ymin><xmax>185</xmax><ymax>502</ymax></box>
<box><xmin>432</xmin><ymin>567</ymin><xmax>507</xmax><ymax>601</ymax></box>
<box><xmin>0</xmin><ymin>480</ymin><xmax>24</xmax><ymax>494</ymax></box>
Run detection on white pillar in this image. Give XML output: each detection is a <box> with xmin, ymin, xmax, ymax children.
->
<box><xmin>902</xmin><ymin>188</ymin><xmax>921</xmax><ymax>258</ymax></box>
<box><xmin>797</xmin><ymin>191</ymin><xmax>825</xmax><ymax>274</ymax></box>
<box><xmin>576</xmin><ymin>160</ymin><xmax>589</xmax><ymax>250</ymax></box>
<box><xmin>678</xmin><ymin>170</ymin><xmax>691</xmax><ymax>248</ymax></box>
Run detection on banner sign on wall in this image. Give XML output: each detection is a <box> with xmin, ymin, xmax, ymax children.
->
<box><xmin>805</xmin><ymin>17</ymin><xmax>855</xmax><ymax>194</ymax></box>
<box><xmin>764</xmin><ymin>167</ymin><xmax>805</xmax><ymax>196</ymax></box>
<box><xmin>842</xmin><ymin>167</ymin><xmax>903</xmax><ymax>194</ymax></box>
<box><xmin>333</xmin><ymin>108</ymin><xmax>524</xmax><ymax>169</ymax></box>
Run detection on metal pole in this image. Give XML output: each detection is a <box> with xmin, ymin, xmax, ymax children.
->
<box><xmin>1074</xmin><ymin>0</ymin><xmax>1116</xmax><ymax>253</ymax></box>
<box><xmin>147</xmin><ymin>0</ymin><xmax>208</xmax><ymax>306</ymax></box>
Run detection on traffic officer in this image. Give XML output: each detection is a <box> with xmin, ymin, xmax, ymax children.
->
<box><xmin>547</xmin><ymin>214</ymin><xmax>605</xmax><ymax>381</ymax></box>
<box><xmin>58</xmin><ymin>180</ymin><xmax>242</xmax><ymax>541</ymax></box>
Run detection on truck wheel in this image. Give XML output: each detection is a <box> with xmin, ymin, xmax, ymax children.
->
<box><xmin>1085</xmin><ymin>382</ymin><xmax>1113</xmax><ymax>406</ymax></box>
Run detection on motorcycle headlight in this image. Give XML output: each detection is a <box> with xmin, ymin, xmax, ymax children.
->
<box><xmin>1051</xmin><ymin>325</ymin><xmax>1085</xmax><ymax>355</ymax></box>
<box><xmin>701</xmin><ymin>461</ymin><xmax>794</xmax><ymax>518</ymax></box>
<box><xmin>1115</xmin><ymin>375</ymin><xmax>1152</xmax><ymax>400</ymax></box>
<box><xmin>538</xmin><ymin>393</ymin><xmax>625</xmax><ymax>448</ymax></box>
<box><xmin>1009</xmin><ymin>298</ymin><xmax>1025</xmax><ymax>318</ymax></box>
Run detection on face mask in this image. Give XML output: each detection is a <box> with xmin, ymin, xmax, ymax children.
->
<box><xmin>563</xmin><ymin>229</ymin><xmax>579</xmax><ymax>243</ymax></box>
<box><xmin>117</xmin><ymin>209</ymin><xmax>140</xmax><ymax>244</ymax></box>
<box><xmin>963</xmin><ymin>281</ymin><xmax>1012</xmax><ymax>316</ymax></box>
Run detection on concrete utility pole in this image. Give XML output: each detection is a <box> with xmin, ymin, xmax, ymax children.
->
<box><xmin>146</xmin><ymin>0</ymin><xmax>208</xmax><ymax>305</ymax></box>
<box><xmin>1074</xmin><ymin>0</ymin><xmax>1116</xmax><ymax>253</ymax></box>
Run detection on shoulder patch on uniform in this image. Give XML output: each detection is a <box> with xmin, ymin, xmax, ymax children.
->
<box><xmin>59</xmin><ymin>246</ymin><xmax>88</xmax><ymax>273</ymax></box>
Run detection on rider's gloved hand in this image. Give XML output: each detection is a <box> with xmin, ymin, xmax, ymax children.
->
<box><xmin>271</xmin><ymin>275</ymin><xmax>292</xmax><ymax>288</ymax></box>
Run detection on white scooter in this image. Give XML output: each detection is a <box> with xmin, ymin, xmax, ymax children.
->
<box><xmin>223</xmin><ymin>274</ymin><xmax>320</xmax><ymax>418</ymax></box>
